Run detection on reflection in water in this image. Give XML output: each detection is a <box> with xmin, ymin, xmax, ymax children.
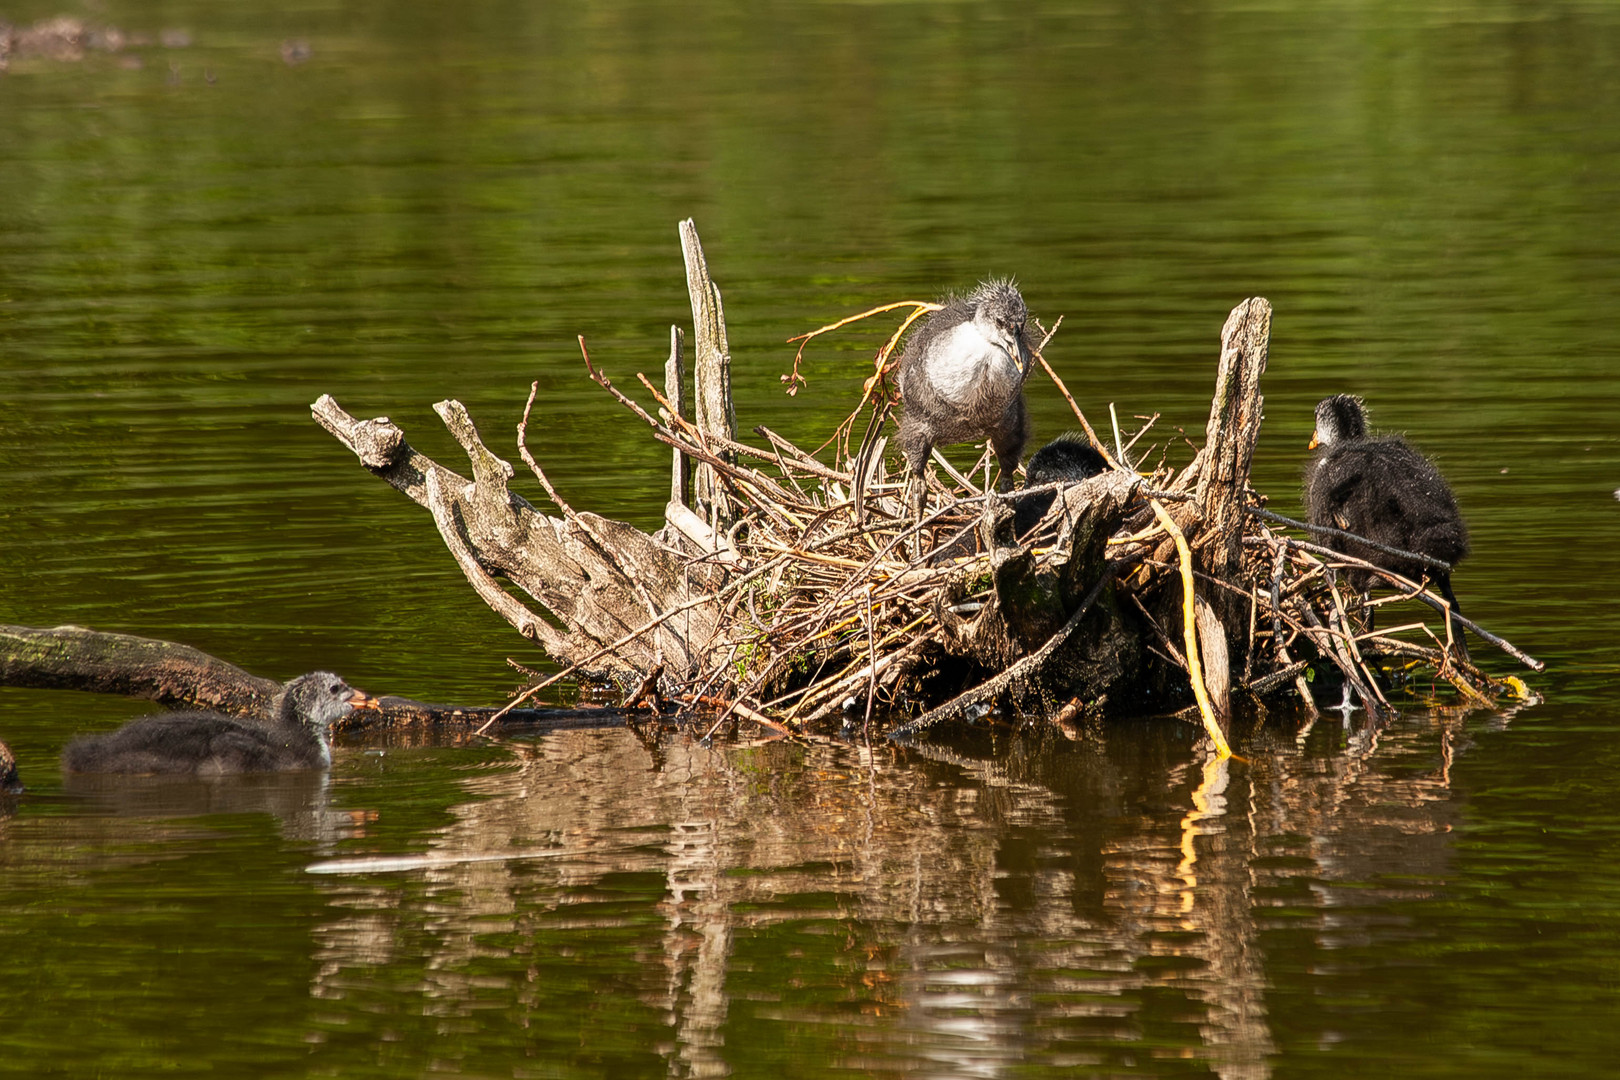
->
<box><xmin>60</xmin><ymin>769</ymin><xmax>361</xmax><ymax>846</ymax></box>
<box><xmin>296</xmin><ymin>708</ymin><xmax>1493</xmax><ymax>1078</ymax></box>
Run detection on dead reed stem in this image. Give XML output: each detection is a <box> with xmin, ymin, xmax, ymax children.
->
<box><xmin>1150</xmin><ymin>500</ymin><xmax>1233</xmax><ymax>758</ymax></box>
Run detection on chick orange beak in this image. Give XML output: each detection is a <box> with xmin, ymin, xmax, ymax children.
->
<box><xmin>347</xmin><ymin>690</ymin><xmax>382</xmax><ymax>712</ymax></box>
<box><xmin>1307</xmin><ymin>431</ymin><xmax>1320</xmax><ymax>450</ymax></box>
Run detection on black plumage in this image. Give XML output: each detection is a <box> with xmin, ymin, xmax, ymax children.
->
<box><xmin>897</xmin><ymin>279</ymin><xmax>1036</xmax><ymax>512</ymax></box>
<box><xmin>61</xmin><ymin>671</ymin><xmax>378</xmax><ymax>776</ymax></box>
<box><xmin>1013</xmin><ymin>432</ymin><xmax>1109</xmax><ymax>539</ymax></box>
<box><xmin>1304</xmin><ymin>394</ymin><xmax>1470</xmax><ymax>650</ymax></box>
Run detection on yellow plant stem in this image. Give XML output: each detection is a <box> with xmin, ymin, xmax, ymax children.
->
<box><xmin>1149</xmin><ymin>499</ymin><xmax>1233</xmax><ymax>759</ymax></box>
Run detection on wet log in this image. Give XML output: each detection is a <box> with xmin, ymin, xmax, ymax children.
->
<box><xmin>1</xmin><ymin>623</ymin><xmax>281</xmax><ymax>716</ymax></box>
<box><xmin>0</xmin><ymin>624</ymin><xmax>635</xmax><ymax>732</ymax></box>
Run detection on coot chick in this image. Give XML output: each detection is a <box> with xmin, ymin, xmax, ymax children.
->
<box><xmin>1013</xmin><ymin>432</ymin><xmax>1109</xmax><ymax>539</ymax></box>
<box><xmin>1305</xmin><ymin>394</ymin><xmax>1470</xmax><ymax>651</ymax></box>
<box><xmin>898</xmin><ymin>279</ymin><xmax>1037</xmax><ymax>515</ymax></box>
<box><xmin>61</xmin><ymin>672</ymin><xmax>379</xmax><ymax>776</ymax></box>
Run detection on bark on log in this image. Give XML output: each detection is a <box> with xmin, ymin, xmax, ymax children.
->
<box><xmin>0</xmin><ymin>624</ymin><xmax>636</xmax><ymax>732</ymax></box>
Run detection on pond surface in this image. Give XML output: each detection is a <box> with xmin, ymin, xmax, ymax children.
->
<box><xmin>2</xmin><ymin>1</ymin><xmax>1619</xmax><ymax>1076</ymax></box>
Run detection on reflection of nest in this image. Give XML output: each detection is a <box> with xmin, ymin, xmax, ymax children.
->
<box><xmin>0</xmin><ymin>17</ymin><xmax>193</xmax><ymax>70</ymax></box>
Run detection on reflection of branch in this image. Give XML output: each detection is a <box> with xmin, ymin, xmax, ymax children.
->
<box><xmin>1178</xmin><ymin>756</ymin><xmax>1229</xmax><ymax>908</ymax></box>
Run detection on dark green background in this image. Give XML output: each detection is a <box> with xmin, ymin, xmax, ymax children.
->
<box><xmin>2</xmin><ymin>1</ymin><xmax>1618</xmax><ymax>1076</ymax></box>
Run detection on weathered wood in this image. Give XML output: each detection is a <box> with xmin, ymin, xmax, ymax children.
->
<box><xmin>665</xmin><ymin>324</ymin><xmax>689</xmax><ymax>507</ymax></box>
<box><xmin>424</xmin><ymin>471</ymin><xmax>571</xmax><ymax>653</ymax></box>
<box><xmin>679</xmin><ymin>219</ymin><xmax>736</xmax><ymax>521</ymax></box>
<box><xmin>665</xmin><ymin>501</ymin><xmax>740</xmax><ymax>567</ymax></box>
<box><xmin>1</xmin><ymin>624</ymin><xmax>281</xmax><ymax>717</ymax></box>
<box><xmin>1195</xmin><ymin>595</ymin><xmax>1231</xmax><ymax>723</ymax></box>
<box><xmin>0</xmin><ymin>624</ymin><xmax>636</xmax><ymax>736</ymax></box>
<box><xmin>314</xmin><ymin>395</ymin><xmax>722</xmax><ymax>681</ymax></box>
<box><xmin>1196</xmin><ymin>297</ymin><xmax>1271</xmax><ymax>591</ymax></box>
<box><xmin>313</xmin><ymin>246</ymin><xmax>1532</xmax><ymax>730</ymax></box>
<box><xmin>312</xmin><ymin>395</ymin><xmax>473</xmax><ymax>511</ymax></box>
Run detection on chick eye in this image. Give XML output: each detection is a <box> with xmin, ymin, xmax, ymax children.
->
<box><xmin>329</xmin><ymin>682</ymin><xmax>344</xmax><ymax>694</ymax></box>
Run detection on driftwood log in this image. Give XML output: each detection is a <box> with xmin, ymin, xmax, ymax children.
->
<box><xmin>311</xmin><ymin>223</ymin><xmax>1540</xmax><ymax>742</ymax></box>
<box><xmin>0</xmin><ymin>624</ymin><xmax>638</xmax><ymax>733</ymax></box>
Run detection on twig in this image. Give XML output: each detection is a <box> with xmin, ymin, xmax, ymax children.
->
<box><xmin>1247</xmin><ymin>505</ymin><xmax>1452</xmax><ymax>573</ymax></box>
<box><xmin>1251</xmin><ymin>534</ymin><xmax>1542</xmax><ymax>670</ymax></box>
<box><xmin>517</xmin><ymin>381</ymin><xmax>576</xmax><ymax>517</ymax></box>
<box><xmin>472</xmin><ymin>554</ymin><xmax>788</xmax><ymax>734</ymax></box>
<box><xmin>1246</xmin><ymin>661</ymin><xmax>1311</xmax><ymax>697</ymax></box>
<box><xmin>782</xmin><ymin>299</ymin><xmax>940</xmax><ymax>397</ymax></box>
<box><xmin>754</xmin><ymin>426</ymin><xmax>851</xmax><ymax>483</ymax></box>
<box><xmin>1126</xmin><ymin>590</ymin><xmax>1187</xmax><ymax>671</ymax></box>
<box><xmin>1120</xmin><ymin>413</ymin><xmax>1160</xmax><ymax>461</ymax></box>
<box><xmin>1036</xmin><ymin>354</ymin><xmax>1120</xmax><ymax>471</ymax></box>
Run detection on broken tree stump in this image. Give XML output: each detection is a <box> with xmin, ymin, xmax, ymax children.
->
<box><xmin>680</xmin><ymin>218</ymin><xmax>736</xmax><ymax>524</ymax></box>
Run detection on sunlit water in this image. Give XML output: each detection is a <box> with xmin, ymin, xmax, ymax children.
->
<box><xmin>2</xmin><ymin>1</ymin><xmax>1619</xmax><ymax>1076</ymax></box>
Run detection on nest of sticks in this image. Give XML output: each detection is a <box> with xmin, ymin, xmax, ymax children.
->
<box><xmin>482</xmin><ymin>309</ymin><xmax>1539</xmax><ymax>747</ymax></box>
<box><xmin>317</xmin><ymin>225</ymin><xmax>1541</xmax><ymax>746</ymax></box>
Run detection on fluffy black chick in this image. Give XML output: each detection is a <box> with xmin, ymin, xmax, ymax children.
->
<box><xmin>1305</xmin><ymin>394</ymin><xmax>1470</xmax><ymax>653</ymax></box>
<box><xmin>61</xmin><ymin>672</ymin><xmax>379</xmax><ymax>775</ymax></box>
<box><xmin>1013</xmin><ymin>432</ymin><xmax>1109</xmax><ymax>539</ymax></box>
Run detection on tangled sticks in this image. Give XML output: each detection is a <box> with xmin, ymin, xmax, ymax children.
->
<box><xmin>315</xmin><ymin>225</ymin><xmax>1540</xmax><ymax>743</ymax></box>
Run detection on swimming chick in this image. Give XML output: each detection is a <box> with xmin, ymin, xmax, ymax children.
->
<box><xmin>61</xmin><ymin>671</ymin><xmax>379</xmax><ymax>775</ymax></box>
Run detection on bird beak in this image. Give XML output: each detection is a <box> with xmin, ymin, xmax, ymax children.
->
<box><xmin>1015</xmin><ymin>337</ymin><xmax>1032</xmax><ymax>376</ymax></box>
<box><xmin>1307</xmin><ymin>431</ymin><xmax>1320</xmax><ymax>450</ymax></box>
<box><xmin>346</xmin><ymin>690</ymin><xmax>382</xmax><ymax>712</ymax></box>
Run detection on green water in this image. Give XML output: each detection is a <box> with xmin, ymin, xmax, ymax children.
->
<box><xmin>3</xmin><ymin>0</ymin><xmax>1619</xmax><ymax>1075</ymax></box>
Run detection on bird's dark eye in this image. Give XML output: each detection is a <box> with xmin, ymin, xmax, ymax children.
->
<box><xmin>329</xmin><ymin>682</ymin><xmax>343</xmax><ymax>694</ymax></box>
